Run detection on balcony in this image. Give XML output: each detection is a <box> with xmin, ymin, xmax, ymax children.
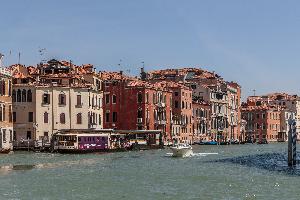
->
<box><xmin>75</xmin><ymin>103</ymin><xmax>83</xmax><ymax>108</ymax></box>
<box><xmin>155</xmin><ymin>120</ymin><xmax>166</xmax><ymax>125</ymax></box>
<box><xmin>156</xmin><ymin>102</ymin><xmax>166</xmax><ymax>108</ymax></box>
<box><xmin>88</xmin><ymin>123</ymin><xmax>97</xmax><ymax>129</ymax></box>
<box><xmin>137</xmin><ymin>118</ymin><xmax>143</xmax><ymax>124</ymax></box>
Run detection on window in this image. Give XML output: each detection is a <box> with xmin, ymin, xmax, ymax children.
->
<box><xmin>60</xmin><ymin>113</ymin><xmax>66</xmax><ymax>124</ymax></box>
<box><xmin>106</xmin><ymin>112</ymin><xmax>110</xmax><ymax>122</ymax></box>
<box><xmin>112</xmin><ymin>112</ymin><xmax>117</xmax><ymax>122</ymax></box>
<box><xmin>13</xmin><ymin>112</ymin><xmax>16</xmax><ymax>122</ymax></box>
<box><xmin>105</xmin><ymin>94</ymin><xmax>110</xmax><ymax>104</ymax></box>
<box><xmin>137</xmin><ymin>93</ymin><xmax>143</xmax><ymax>103</ymax></box>
<box><xmin>0</xmin><ymin>106</ymin><xmax>2</xmax><ymax>121</ymax></box>
<box><xmin>22</xmin><ymin>89</ymin><xmax>26</xmax><ymax>102</ymax></box>
<box><xmin>175</xmin><ymin>100</ymin><xmax>179</xmax><ymax>108</ymax></box>
<box><xmin>146</xmin><ymin>93</ymin><xmax>149</xmax><ymax>103</ymax></box>
<box><xmin>256</xmin><ymin>113</ymin><xmax>260</xmax><ymax>119</ymax></box>
<box><xmin>44</xmin><ymin>132</ymin><xmax>49</xmax><ymax>137</ymax></box>
<box><xmin>43</xmin><ymin>93</ymin><xmax>50</xmax><ymax>104</ymax></box>
<box><xmin>12</xmin><ymin>90</ymin><xmax>16</xmax><ymax>102</ymax></box>
<box><xmin>27</xmin><ymin>90</ymin><xmax>32</xmax><ymax>102</ymax></box>
<box><xmin>98</xmin><ymin>114</ymin><xmax>101</xmax><ymax>125</ymax></box>
<box><xmin>2</xmin><ymin>105</ymin><xmax>5</xmax><ymax>121</ymax></box>
<box><xmin>17</xmin><ymin>89</ymin><xmax>21</xmax><ymax>102</ymax></box>
<box><xmin>9</xmin><ymin>130</ymin><xmax>12</xmax><ymax>142</ymax></box>
<box><xmin>182</xmin><ymin>101</ymin><xmax>185</xmax><ymax>109</ymax></box>
<box><xmin>13</xmin><ymin>131</ymin><xmax>16</xmax><ymax>141</ymax></box>
<box><xmin>137</xmin><ymin>109</ymin><xmax>143</xmax><ymax>118</ymax></box>
<box><xmin>76</xmin><ymin>95</ymin><xmax>82</xmax><ymax>106</ymax></box>
<box><xmin>98</xmin><ymin>98</ymin><xmax>102</xmax><ymax>107</ymax></box>
<box><xmin>175</xmin><ymin>92</ymin><xmax>179</xmax><ymax>96</ymax></box>
<box><xmin>27</xmin><ymin>131</ymin><xmax>31</xmax><ymax>139</ymax></box>
<box><xmin>112</xmin><ymin>95</ymin><xmax>117</xmax><ymax>104</ymax></box>
<box><xmin>9</xmin><ymin>105</ymin><xmax>12</xmax><ymax>122</ymax></box>
<box><xmin>59</xmin><ymin>94</ymin><xmax>66</xmax><ymax>105</ymax></box>
<box><xmin>2</xmin><ymin>129</ymin><xmax>6</xmax><ymax>143</ymax></box>
<box><xmin>44</xmin><ymin>112</ymin><xmax>48</xmax><ymax>123</ymax></box>
<box><xmin>77</xmin><ymin>113</ymin><xmax>82</xmax><ymax>124</ymax></box>
<box><xmin>28</xmin><ymin>112</ymin><xmax>33</xmax><ymax>122</ymax></box>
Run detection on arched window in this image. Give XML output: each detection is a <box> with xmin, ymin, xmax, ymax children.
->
<box><xmin>44</xmin><ymin>112</ymin><xmax>48</xmax><ymax>123</ymax></box>
<box><xmin>137</xmin><ymin>93</ymin><xmax>142</xmax><ymax>103</ymax></box>
<box><xmin>22</xmin><ymin>89</ymin><xmax>26</xmax><ymax>102</ymax></box>
<box><xmin>58</xmin><ymin>94</ymin><xmax>66</xmax><ymax>105</ymax></box>
<box><xmin>17</xmin><ymin>89</ymin><xmax>21</xmax><ymax>102</ymax></box>
<box><xmin>27</xmin><ymin>90</ymin><xmax>32</xmax><ymax>102</ymax></box>
<box><xmin>76</xmin><ymin>113</ymin><xmax>82</xmax><ymax>124</ymax></box>
<box><xmin>12</xmin><ymin>90</ymin><xmax>16</xmax><ymax>102</ymax></box>
<box><xmin>60</xmin><ymin>113</ymin><xmax>65</xmax><ymax>124</ymax></box>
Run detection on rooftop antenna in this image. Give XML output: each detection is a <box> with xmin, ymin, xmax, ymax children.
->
<box><xmin>118</xmin><ymin>59</ymin><xmax>122</xmax><ymax>69</ymax></box>
<box><xmin>253</xmin><ymin>89</ymin><xmax>256</xmax><ymax>96</ymax></box>
<box><xmin>141</xmin><ymin>61</ymin><xmax>145</xmax><ymax>68</ymax></box>
<box><xmin>0</xmin><ymin>53</ymin><xmax>4</xmax><ymax>67</ymax></box>
<box><xmin>18</xmin><ymin>52</ymin><xmax>21</xmax><ymax>64</ymax></box>
<box><xmin>38</xmin><ymin>47</ymin><xmax>47</xmax><ymax>63</ymax></box>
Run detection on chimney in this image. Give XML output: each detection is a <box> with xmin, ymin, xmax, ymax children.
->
<box><xmin>120</xmin><ymin>70</ymin><xmax>123</xmax><ymax>75</ymax></box>
<box><xmin>140</xmin><ymin>67</ymin><xmax>147</xmax><ymax>80</ymax></box>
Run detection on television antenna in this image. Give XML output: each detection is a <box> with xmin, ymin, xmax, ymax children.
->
<box><xmin>38</xmin><ymin>47</ymin><xmax>47</xmax><ymax>62</ymax></box>
<box><xmin>0</xmin><ymin>53</ymin><xmax>4</xmax><ymax>67</ymax></box>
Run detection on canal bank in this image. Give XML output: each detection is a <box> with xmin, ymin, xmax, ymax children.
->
<box><xmin>1</xmin><ymin>143</ymin><xmax>300</xmax><ymax>200</ymax></box>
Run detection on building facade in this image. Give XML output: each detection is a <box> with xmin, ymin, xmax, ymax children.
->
<box><xmin>11</xmin><ymin>60</ymin><xmax>103</xmax><ymax>143</ymax></box>
<box><xmin>0</xmin><ymin>65</ymin><xmax>13</xmax><ymax>151</ymax></box>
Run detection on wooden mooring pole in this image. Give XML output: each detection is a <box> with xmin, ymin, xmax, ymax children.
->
<box><xmin>288</xmin><ymin>118</ymin><xmax>297</xmax><ymax>166</ymax></box>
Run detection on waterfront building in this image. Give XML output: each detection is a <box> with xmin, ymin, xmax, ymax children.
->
<box><xmin>144</xmin><ymin>68</ymin><xmax>242</xmax><ymax>142</ymax></box>
<box><xmin>0</xmin><ymin>55</ymin><xmax>13</xmax><ymax>151</ymax></box>
<box><xmin>245</xmin><ymin>93</ymin><xmax>300</xmax><ymax>140</ymax></box>
<box><xmin>241</xmin><ymin>105</ymin><xmax>281</xmax><ymax>143</ymax></box>
<box><xmin>192</xmin><ymin>100</ymin><xmax>211</xmax><ymax>142</ymax></box>
<box><xmin>11</xmin><ymin>60</ymin><xmax>103</xmax><ymax>143</ymax></box>
<box><xmin>100</xmin><ymin>71</ymin><xmax>173</xmax><ymax>143</ymax></box>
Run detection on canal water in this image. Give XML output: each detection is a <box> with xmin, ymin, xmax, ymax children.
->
<box><xmin>0</xmin><ymin>143</ymin><xmax>300</xmax><ymax>200</ymax></box>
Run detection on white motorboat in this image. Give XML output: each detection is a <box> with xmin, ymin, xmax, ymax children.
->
<box><xmin>170</xmin><ymin>143</ymin><xmax>193</xmax><ymax>157</ymax></box>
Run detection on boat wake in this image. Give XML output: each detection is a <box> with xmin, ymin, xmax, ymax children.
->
<box><xmin>166</xmin><ymin>152</ymin><xmax>218</xmax><ymax>158</ymax></box>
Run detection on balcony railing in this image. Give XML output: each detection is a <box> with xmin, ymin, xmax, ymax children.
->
<box><xmin>155</xmin><ymin>120</ymin><xmax>166</xmax><ymax>125</ymax></box>
<box><xmin>137</xmin><ymin>118</ymin><xmax>143</xmax><ymax>123</ymax></box>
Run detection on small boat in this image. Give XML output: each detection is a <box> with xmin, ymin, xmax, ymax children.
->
<box><xmin>0</xmin><ymin>148</ymin><xmax>11</xmax><ymax>154</ymax></box>
<box><xmin>204</xmin><ymin>141</ymin><xmax>218</xmax><ymax>145</ymax></box>
<box><xmin>170</xmin><ymin>143</ymin><xmax>193</xmax><ymax>157</ymax></box>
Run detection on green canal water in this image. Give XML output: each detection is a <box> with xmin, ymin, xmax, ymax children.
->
<box><xmin>0</xmin><ymin>143</ymin><xmax>300</xmax><ymax>200</ymax></box>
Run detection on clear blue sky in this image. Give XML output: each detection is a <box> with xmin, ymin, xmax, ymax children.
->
<box><xmin>1</xmin><ymin>0</ymin><xmax>300</xmax><ymax>99</ymax></box>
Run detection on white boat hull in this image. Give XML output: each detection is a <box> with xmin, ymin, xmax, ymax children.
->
<box><xmin>171</xmin><ymin>147</ymin><xmax>193</xmax><ymax>158</ymax></box>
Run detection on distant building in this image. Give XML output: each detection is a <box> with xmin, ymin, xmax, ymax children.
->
<box><xmin>245</xmin><ymin>93</ymin><xmax>300</xmax><ymax>141</ymax></box>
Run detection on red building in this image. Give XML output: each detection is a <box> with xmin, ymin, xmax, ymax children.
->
<box><xmin>242</xmin><ymin>105</ymin><xmax>281</xmax><ymax>143</ymax></box>
<box><xmin>100</xmin><ymin>72</ymin><xmax>173</xmax><ymax>143</ymax></box>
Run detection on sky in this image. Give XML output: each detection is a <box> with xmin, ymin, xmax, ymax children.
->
<box><xmin>1</xmin><ymin>0</ymin><xmax>300</xmax><ymax>100</ymax></box>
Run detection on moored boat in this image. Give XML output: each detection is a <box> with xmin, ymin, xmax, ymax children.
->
<box><xmin>170</xmin><ymin>143</ymin><xmax>193</xmax><ymax>157</ymax></box>
<box><xmin>0</xmin><ymin>148</ymin><xmax>11</xmax><ymax>154</ymax></box>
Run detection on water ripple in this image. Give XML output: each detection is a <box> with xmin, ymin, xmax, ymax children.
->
<box><xmin>214</xmin><ymin>152</ymin><xmax>300</xmax><ymax>176</ymax></box>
